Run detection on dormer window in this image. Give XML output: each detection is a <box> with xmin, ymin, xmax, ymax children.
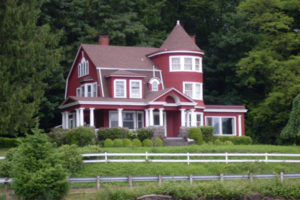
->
<box><xmin>148</xmin><ymin>78</ymin><xmax>160</xmax><ymax>92</ymax></box>
<box><xmin>114</xmin><ymin>79</ymin><xmax>126</xmax><ymax>98</ymax></box>
<box><xmin>152</xmin><ymin>81</ymin><xmax>158</xmax><ymax>91</ymax></box>
<box><xmin>130</xmin><ymin>80</ymin><xmax>142</xmax><ymax>98</ymax></box>
<box><xmin>78</xmin><ymin>57</ymin><xmax>89</xmax><ymax>77</ymax></box>
<box><xmin>170</xmin><ymin>56</ymin><xmax>202</xmax><ymax>72</ymax></box>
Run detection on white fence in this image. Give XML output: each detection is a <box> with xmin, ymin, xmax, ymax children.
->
<box><xmin>82</xmin><ymin>152</ymin><xmax>300</xmax><ymax>164</ymax></box>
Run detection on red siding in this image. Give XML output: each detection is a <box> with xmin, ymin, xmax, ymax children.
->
<box><xmin>66</xmin><ymin>48</ymin><xmax>100</xmax><ymax>97</ymax></box>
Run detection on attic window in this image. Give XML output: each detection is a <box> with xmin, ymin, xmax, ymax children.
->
<box><xmin>149</xmin><ymin>78</ymin><xmax>160</xmax><ymax>92</ymax></box>
<box><xmin>78</xmin><ymin>57</ymin><xmax>89</xmax><ymax>77</ymax></box>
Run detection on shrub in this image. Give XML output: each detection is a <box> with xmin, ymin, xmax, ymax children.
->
<box><xmin>0</xmin><ymin>148</ymin><xmax>17</xmax><ymax>177</ymax></box>
<box><xmin>57</xmin><ymin>145</ymin><xmax>83</xmax><ymax>175</ymax></box>
<box><xmin>153</xmin><ymin>138</ymin><xmax>163</xmax><ymax>147</ymax></box>
<box><xmin>98</xmin><ymin>127</ymin><xmax>129</xmax><ymax>140</ymax></box>
<box><xmin>128</xmin><ymin>131</ymin><xmax>137</xmax><ymax>139</ymax></box>
<box><xmin>66</xmin><ymin>127</ymin><xmax>95</xmax><ymax>146</ymax></box>
<box><xmin>0</xmin><ymin>137</ymin><xmax>20</xmax><ymax>148</ymax></box>
<box><xmin>113</xmin><ymin>139</ymin><xmax>123</xmax><ymax>147</ymax></box>
<box><xmin>11</xmin><ymin>131</ymin><xmax>69</xmax><ymax>200</ymax></box>
<box><xmin>214</xmin><ymin>136</ymin><xmax>253</xmax><ymax>145</ymax></box>
<box><xmin>214</xmin><ymin>139</ymin><xmax>223</xmax><ymax>145</ymax></box>
<box><xmin>123</xmin><ymin>139</ymin><xmax>132</xmax><ymax>147</ymax></box>
<box><xmin>189</xmin><ymin>128</ymin><xmax>204</xmax><ymax>145</ymax></box>
<box><xmin>104</xmin><ymin>139</ymin><xmax>113</xmax><ymax>147</ymax></box>
<box><xmin>48</xmin><ymin>128</ymin><xmax>68</xmax><ymax>146</ymax></box>
<box><xmin>136</xmin><ymin>128</ymin><xmax>154</xmax><ymax>141</ymax></box>
<box><xmin>143</xmin><ymin>139</ymin><xmax>153</xmax><ymax>147</ymax></box>
<box><xmin>224</xmin><ymin>141</ymin><xmax>233</xmax><ymax>145</ymax></box>
<box><xmin>132</xmin><ymin>138</ymin><xmax>142</xmax><ymax>147</ymax></box>
<box><xmin>200</xmin><ymin>126</ymin><xmax>214</xmax><ymax>142</ymax></box>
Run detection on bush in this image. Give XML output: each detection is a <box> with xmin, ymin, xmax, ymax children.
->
<box><xmin>214</xmin><ymin>136</ymin><xmax>253</xmax><ymax>145</ymax></box>
<box><xmin>224</xmin><ymin>141</ymin><xmax>233</xmax><ymax>145</ymax></box>
<box><xmin>128</xmin><ymin>131</ymin><xmax>137</xmax><ymax>139</ymax></box>
<box><xmin>57</xmin><ymin>145</ymin><xmax>83</xmax><ymax>175</ymax></box>
<box><xmin>0</xmin><ymin>148</ymin><xmax>17</xmax><ymax>177</ymax></box>
<box><xmin>123</xmin><ymin>139</ymin><xmax>132</xmax><ymax>147</ymax></box>
<box><xmin>48</xmin><ymin>128</ymin><xmax>68</xmax><ymax>146</ymax></box>
<box><xmin>66</xmin><ymin>127</ymin><xmax>95</xmax><ymax>146</ymax></box>
<box><xmin>0</xmin><ymin>137</ymin><xmax>20</xmax><ymax>148</ymax></box>
<box><xmin>113</xmin><ymin>139</ymin><xmax>123</xmax><ymax>147</ymax></box>
<box><xmin>189</xmin><ymin>128</ymin><xmax>204</xmax><ymax>145</ymax></box>
<box><xmin>11</xmin><ymin>131</ymin><xmax>69</xmax><ymax>200</ymax></box>
<box><xmin>98</xmin><ymin>127</ymin><xmax>129</xmax><ymax>140</ymax></box>
<box><xmin>214</xmin><ymin>139</ymin><xmax>223</xmax><ymax>145</ymax></box>
<box><xmin>153</xmin><ymin>138</ymin><xmax>163</xmax><ymax>147</ymax></box>
<box><xmin>200</xmin><ymin>126</ymin><xmax>214</xmax><ymax>142</ymax></box>
<box><xmin>143</xmin><ymin>139</ymin><xmax>153</xmax><ymax>147</ymax></box>
<box><xmin>136</xmin><ymin>128</ymin><xmax>154</xmax><ymax>141</ymax></box>
<box><xmin>132</xmin><ymin>138</ymin><xmax>142</xmax><ymax>147</ymax></box>
<box><xmin>104</xmin><ymin>139</ymin><xmax>113</xmax><ymax>147</ymax></box>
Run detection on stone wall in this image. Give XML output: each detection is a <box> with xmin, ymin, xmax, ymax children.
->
<box><xmin>148</xmin><ymin>126</ymin><xmax>165</xmax><ymax>139</ymax></box>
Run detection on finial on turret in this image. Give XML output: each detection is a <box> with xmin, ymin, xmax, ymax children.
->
<box><xmin>176</xmin><ymin>20</ymin><xmax>180</xmax><ymax>25</ymax></box>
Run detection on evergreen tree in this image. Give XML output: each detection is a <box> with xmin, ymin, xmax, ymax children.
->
<box><xmin>281</xmin><ymin>94</ymin><xmax>300</xmax><ymax>144</ymax></box>
<box><xmin>0</xmin><ymin>0</ymin><xmax>62</xmax><ymax>136</ymax></box>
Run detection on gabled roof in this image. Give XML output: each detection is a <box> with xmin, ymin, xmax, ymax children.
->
<box><xmin>81</xmin><ymin>44</ymin><xmax>158</xmax><ymax>69</ymax></box>
<box><xmin>160</xmin><ymin>23</ymin><xmax>203</xmax><ymax>52</ymax></box>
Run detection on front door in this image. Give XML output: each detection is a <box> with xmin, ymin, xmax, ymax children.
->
<box><xmin>166</xmin><ymin>111</ymin><xmax>181</xmax><ymax>137</ymax></box>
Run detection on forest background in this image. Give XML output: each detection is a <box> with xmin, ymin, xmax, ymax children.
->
<box><xmin>0</xmin><ymin>0</ymin><xmax>300</xmax><ymax>144</ymax></box>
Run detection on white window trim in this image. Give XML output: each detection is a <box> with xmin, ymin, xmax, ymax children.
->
<box><xmin>183</xmin><ymin>82</ymin><xmax>203</xmax><ymax>100</ymax></box>
<box><xmin>76</xmin><ymin>82</ymin><xmax>97</xmax><ymax>97</ymax></box>
<box><xmin>169</xmin><ymin>56</ymin><xmax>202</xmax><ymax>72</ymax></box>
<box><xmin>195</xmin><ymin>112</ymin><xmax>204</xmax><ymax>126</ymax></box>
<box><xmin>109</xmin><ymin>110</ymin><xmax>144</xmax><ymax>130</ymax></box>
<box><xmin>78</xmin><ymin>57</ymin><xmax>89</xmax><ymax>77</ymax></box>
<box><xmin>205</xmin><ymin>116</ymin><xmax>237</xmax><ymax>136</ymax></box>
<box><xmin>129</xmin><ymin>80</ymin><xmax>142</xmax><ymax>99</ymax></box>
<box><xmin>114</xmin><ymin>79</ymin><xmax>127</xmax><ymax>98</ymax></box>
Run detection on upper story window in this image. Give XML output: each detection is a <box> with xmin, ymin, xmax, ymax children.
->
<box><xmin>76</xmin><ymin>82</ymin><xmax>97</xmax><ymax>97</ymax></box>
<box><xmin>114</xmin><ymin>79</ymin><xmax>126</xmax><ymax>98</ymax></box>
<box><xmin>183</xmin><ymin>82</ymin><xmax>203</xmax><ymax>100</ymax></box>
<box><xmin>170</xmin><ymin>56</ymin><xmax>202</xmax><ymax>72</ymax></box>
<box><xmin>78</xmin><ymin>57</ymin><xmax>89</xmax><ymax>77</ymax></box>
<box><xmin>149</xmin><ymin>78</ymin><xmax>160</xmax><ymax>92</ymax></box>
<box><xmin>130</xmin><ymin>80</ymin><xmax>142</xmax><ymax>98</ymax></box>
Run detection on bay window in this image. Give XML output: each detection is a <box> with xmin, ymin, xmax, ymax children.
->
<box><xmin>183</xmin><ymin>82</ymin><xmax>203</xmax><ymax>100</ymax></box>
<box><xmin>170</xmin><ymin>56</ymin><xmax>202</xmax><ymax>72</ymax></box>
<box><xmin>76</xmin><ymin>83</ymin><xmax>97</xmax><ymax>97</ymax></box>
<box><xmin>206</xmin><ymin>116</ymin><xmax>236</xmax><ymax>135</ymax></box>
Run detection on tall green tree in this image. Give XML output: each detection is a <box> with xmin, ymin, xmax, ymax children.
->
<box><xmin>0</xmin><ymin>0</ymin><xmax>62</xmax><ymax>136</ymax></box>
<box><xmin>236</xmin><ymin>0</ymin><xmax>300</xmax><ymax>143</ymax></box>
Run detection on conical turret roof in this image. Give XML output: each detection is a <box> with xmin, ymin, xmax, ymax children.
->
<box><xmin>160</xmin><ymin>21</ymin><xmax>202</xmax><ymax>51</ymax></box>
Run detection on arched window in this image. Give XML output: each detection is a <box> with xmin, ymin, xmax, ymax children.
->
<box><xmin>152</xmin><ymin>81</ymin><xmax>158</xmax><ymax>91</ymax></box>
<box><xmin>78</xmin><ymin>57</ymin><xmax>89</xmax><ymax>77</ymax></box>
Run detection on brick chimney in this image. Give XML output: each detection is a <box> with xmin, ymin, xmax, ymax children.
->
<box><xmin>190</xmin><ymin>35</ymin><xmax>196</xmax><ymax>43</ymax></box>
<box><xmin>98</xmin><ymin>35</ymin><xmax>109</xmax><ymax>45</ymax></box>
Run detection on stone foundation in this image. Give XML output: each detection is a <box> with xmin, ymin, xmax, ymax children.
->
<box><xmin>178</xmin><ymin>127</ymin><xmax>189</xmax><ymax>139</ymax></box>
<box><xmin>148</xmin><ymin>126</ymin><xmax>165</xmax><ymax>139</ymax></box>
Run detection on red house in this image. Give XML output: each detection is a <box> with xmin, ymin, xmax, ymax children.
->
<box><xmin>60</xmin><ymin>21</ymin><xmax>247</xmax><ymax>139</ymax></box>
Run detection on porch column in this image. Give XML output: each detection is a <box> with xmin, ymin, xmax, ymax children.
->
<box><xmin>190</xmin><ymin>109</ymin><xmax>196</xmax><ymax>127</ymax></box>
<box><xmin>149</xmin><ymin>108</ymin><xmax>154</xmax><ymax>126</ymax></box>
<box><xmin>62</xmin><ymin>112</ymin><xmax>65</xmax><ymax>129</ymax></box>
<box><xmin>180</xmin><ymin>109</ymin><xmax>186</xmax><ymax>127</ymax></box>
<box><xmin>90</xmin><ymin>108</ymin><xmax>95</xmax><ymax>127</ymax></box>
<box><xmin>118</xmin><ymin>108</ymin><xmax>123</xmax><ymax>127</ymax></box>
<box><xmin>65</xmin><ymin>111</ymin><xmax>69</xmax><ymax>129</ymax></box>
<box><xmin>159</xmin><ymin>108</ymin><xmax>164</xmax><ymax>126</ymax></box>
<box><xmin>238</xmin><ymin>115</ymin><xmax>242</xmax><ymax>136</ymax></box>
<box><xmin>76</xmin><ymin>109</ymin><xmax>80</xmax><ymax>127</ymax></box>
<box><xmin>145</xmin><ymin>109</ymin><xmax>149</xmax><ymax>127</ymax></box>
<box><xmin>79</xmin><ymin>108</ymin><xmax>84</xmax><ymax>126</ymax></box>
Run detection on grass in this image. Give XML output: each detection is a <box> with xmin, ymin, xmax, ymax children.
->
<box><xmin>65</xmin><ymin>179</ymin><xmax>300</xmax><ymax>200</ymax></box>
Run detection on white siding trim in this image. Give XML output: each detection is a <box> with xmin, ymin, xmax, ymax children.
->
<box><xmin>238</xmin><ymin>115</ymin><xmax>242</xmax><ymax>136</ymax></box>
<box><xmin>113</xmin><ymin>79</ymin><xmax>127</xmax><ymax>98</ymax></box>
<box><xmin>204</xmin><ymin>109</ymin><xmax>247</xmax><ymax>113</ymax></box>
<box><xmin>97</xmin><ymin>67</ymin><xmax>162</xmax><ymax>72</ymax></box>
<box><xmin>98</xmin><ymin>69</ymin><xmax>105</xmax><ymax>97</ymax></box>
<box><xmin>148</xmin><ymin>50</ymin><xmax>205</xmax><ymax>58</ymax></box>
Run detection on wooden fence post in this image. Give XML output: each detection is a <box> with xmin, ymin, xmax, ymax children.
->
<box><xmin>189</xmin><ymin>175</ymin><xmax>193</xmax><ymax>185</ymax></box>
<box><xmin>129</xmin><ymin>176</ymin><xmax>133</xmax><ymax>188</ymax></box>
<box><xmin>220</xmin><ymin>174</ymin><xmax>224</xmax><ymax>182</ymax></box>
<box><xmin>158</xmin><ymin>175</ymin><xmax>162</xmax><ymax>186</ymax></box>
<box><xmin>249</xmin><ymin>173</ymin><xmax>253</xmax><ymax>182</ymax></box>
<box><xmin>187</xmin><ymin>152</ymin><xmax>190</xmax><ymax>165</ymax></box>
<box><xmin>280</xmin><ymin>172</ymin><xmax>284</xmax><ymax>183</ymax></box>
<box><xmin>97</xmin><ymin>176</ymin><xmax>100</xmax><ymax>190</ymax></box>
<box><xmin>4</xmin><ymin>178</ymin><xmax>8</xmax><ymax>191</ymax></box>
<box><xmin>225</xmin><ymin>152</ymin><xmax>228</xmax><ymax>164</ymax></box>
<box><xmin>105</xmin><ymin>152</ymin><xmax>108</xmax><ymax>163</ymax></box>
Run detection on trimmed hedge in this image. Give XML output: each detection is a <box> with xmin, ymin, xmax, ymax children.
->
<box><xmin>143</xmin><ymin>139</ymin><xmax>153</xmax><ymax>147</ymax></box>
<box><xmin>214</xmin><ymin>136</ymin><xmax>253</xmax><ymax>145</ymax></box>
<box><xmin>123</xmin><ymin>139</ymin><xmax>132</xmax><ymax>147</ymax></box>
<box><xmin>200</xmin><ymin>126</ymin><xmax>214</xmax><ymax>142</ymax></box>
<box><xmin>98</xmin><ymin>127</ymin><xmax>129</xmax><ymax>140</ymax></box>
<box><xmin>153</xmin><ymin>138</ymin><xmax>163</xmax><ymax>147</ymax></box>
<box><xmin>189</xmin><ymin>128</ymin><xmax>204</xmax><ymax>145</ymax></box>
<box><xmin>66</xmin><ymin>127</ymin><xmax>96</xmax><ymax>146</ymax></box>
<box><xmin>0</xmin><ymin>137</ymin><xmax>20</xmax><ymax>148</ymax></box>
<box><xmin>136</xmin><ymin>128</ymin><xmax>154</xmax><ymax>141</ymax></box>
<box><xmin>113</xmin><ymin>139</ymin><xmax>123</xmax><ymax>147</ymax></box>
<box><xmin>132</xmin><ymin>139</ymin><xmax>142</xmax><ymax>147</ymax></box>
<box><xmin>104</xmin><ymin>139</ymin><xmax>113</xmax><ymax>147</ymax></box>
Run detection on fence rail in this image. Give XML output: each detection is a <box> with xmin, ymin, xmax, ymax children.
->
<box><xmin>1</xmin><ymin>173</ymin><xmax>300</xmax><ymax>189</ymax></box>
<box><xmin>82</xmin><ymin>152</ymin><xmax>300</xmax><ymax>164</ymax></box>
